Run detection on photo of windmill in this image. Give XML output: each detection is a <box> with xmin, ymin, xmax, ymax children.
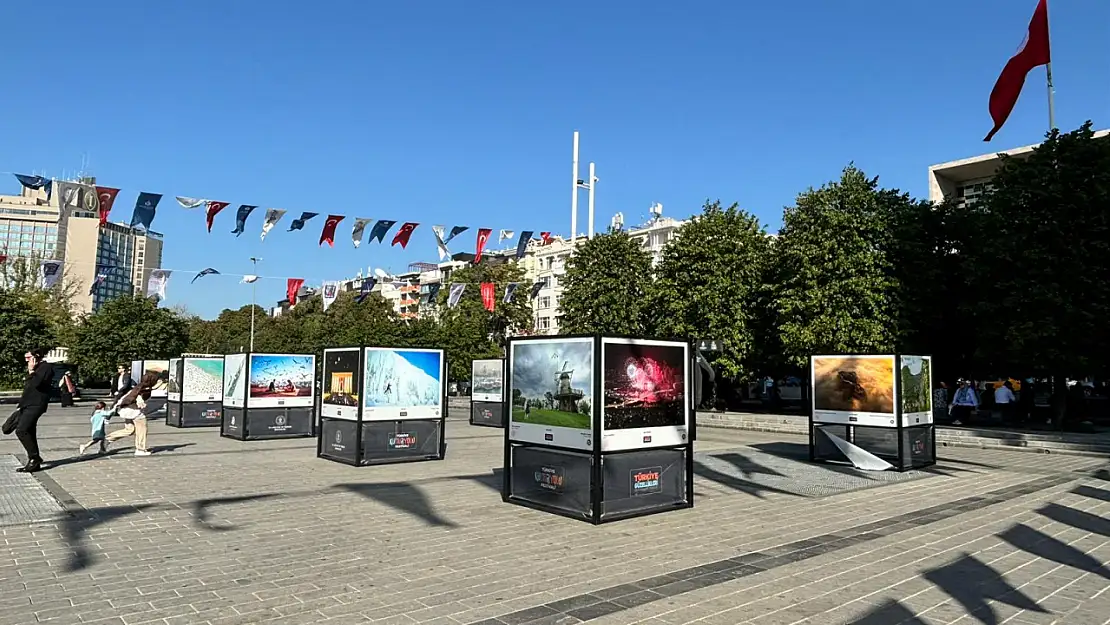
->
<box><xmin>510</xmin><ymin>339</ymin><xmax>593</xmax><ymax>430</ymax></box>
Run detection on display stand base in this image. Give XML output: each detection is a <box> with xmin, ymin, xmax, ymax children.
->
<box><xmin>221</xmin><ymin>406</ymin><xmax>314</xmax><ymax>441</ymax></box>
<box><xmin>811</xmin><ymin>423</ymin><xmax>936</xmax><ymax>472</ymax></box>
<box><xmin>505</xmin><ymin>443</ymin><xmax>692</xmax><ymax>524</ymax></box>
<box><xmin>470</xmin><ymin>401</ymin><xmax>504</xmax><ymax>428</ymax></box>
<box><xmin>319</xmin><ymin>418</ymin><xmax>359</xmax><ymax>465</ymax></box>
<box><xmin>361</xmin><ymin>419</ymin><xmax>444</xmax><ymax>465</ymax></box>
<box><xmin>167</xmin><ymin>402</ymin><xmax>222</xmax><ymax>428</ymax></box>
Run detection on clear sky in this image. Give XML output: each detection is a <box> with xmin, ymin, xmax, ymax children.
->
<box><xmin>3</xmin><ymin>1</ymin><xmax>1107</xmax><ymax>319</ymax></box>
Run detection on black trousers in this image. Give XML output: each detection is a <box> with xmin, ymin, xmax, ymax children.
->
<box><xmin>15</xmin><ymin>406</ymin><xmax>47</xmax><ymax>465</ymax></box>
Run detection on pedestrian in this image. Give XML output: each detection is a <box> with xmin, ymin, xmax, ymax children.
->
<box><xmin>9</xmin><ymin>348</ymin><xmax>55</xmax><ymax>472</ymax></box>
<box><xmin>111</xmin><ymin>364</ymin><xmax>133</xmax><ymax>401</ymax></box>
<box><xmin>994</xmin><ymin>380</ymin><xmax>1016</xmax><ymax>424</ymax></box>
<box><xmin>950</xmin><ymin>378</ymin><xmax>979</xmax><ymax>426</ymax></box>
<box><xmin>58</xmin><ymin>371</ymin><xmax>77</xmax><ymax>407</ymax></box>
<box><xmin>78</xmin><ymin>401</ymin><xmax>113</xmax><ymax>456</ymax></box>
<box><xmin>107</xmin><ymin>371</ymin><xmax>162</xmax><ymax>456</ymax></box>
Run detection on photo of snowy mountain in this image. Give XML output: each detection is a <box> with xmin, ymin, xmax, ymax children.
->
<box><xmin>362</xmin><ymin>348</ymin><xmax>443</xmax><ymax>420</ymax></box>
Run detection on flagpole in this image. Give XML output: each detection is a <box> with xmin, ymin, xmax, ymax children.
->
<box><xmin>249</xmin><ymin>257</ymin><xmax>261</xmax><ymax>352</ymax></box>
<box><xmin>1044</xmin><ymin>0</ymin><xmax>1056</xmax><ymax>131</ymax></box>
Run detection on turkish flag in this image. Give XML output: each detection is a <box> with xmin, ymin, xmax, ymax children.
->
<box><xmin>474</xmin><ymin>228</ymin><xmax>492</xmax><ymax>263</ymax></box>
<box><xmin>391</xmin><ymin>222</ymin><xmax>419</xmax><ymax>248</ymax></box>
<box><xmin>480</xmin><ymin>282</ymin><xmax>496</xmax><ymax>312</ymax></box>
<box><xmin>540</xmin><ymin>231</ymin><xmax>552</xmax><ymax>245</ymax></box>
<box><xmin>205</xmin><ymin>201</ymin><xmax>230</xmax><ymax>233</ymax></box>
<box><xmin>984</xmin><ymin>0</ymin><xmax>1051</xmax><ymax>142</ymax></box>
<box><xmin>319</xmin><ymin>214</ymin><xmax>345</xmax><ymax>246</ymax></box>
<box><xmin>287</xmin><ymin>278</ymin><xmax>305</xmax><ymax>305</ymax></box>
<box><xmin>95</xmin><ymin>186</ymin><xmax>120</xmax><ymax>226</ymax></box>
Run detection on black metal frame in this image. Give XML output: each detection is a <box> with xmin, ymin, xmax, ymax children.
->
<box><xmin>469</xmin><ymin>358</ymin><xmax>506</xmax><ymax>428</ymax></box>
<box><xmin>220</xmin><ymin>352</ymin><xmax>318</xmax><ymax>441</ymax></box>
<box><xmin>166</xmin><ymin>356</ymin><xmax>223</xmax><ymax>428</ymax></box>
<box><xmin>316</xmin><ymin>344</ymin><xmax>449</xmax><ymax>466</ymax></box>
<box><xmin>807</xmin><ymin>353</ymin><xmax>937</xmax><ymax>472</ymax></box>
<box><xmin>502</xmin><ymin>334</ymin><xmax>695</xmax><ymax>524</ymax></box>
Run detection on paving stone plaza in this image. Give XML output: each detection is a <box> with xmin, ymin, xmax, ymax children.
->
<box><xmin>1</xmin><ymin>403</ymin><xmax>1108</xmax><ymax>625</ymax></box>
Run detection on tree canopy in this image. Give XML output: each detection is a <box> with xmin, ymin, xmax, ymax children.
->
<box><xmin>70</xmin><ymin>296</ymin><xmax>190</xmax><ymax>381</ymax></box>
<box><xmin>557</xmin><ymin>230</ymin><xmax>656</xmax><ymax>336</ymax></box>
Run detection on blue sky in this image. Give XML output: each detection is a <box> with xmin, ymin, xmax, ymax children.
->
<box><xmin>4</xmin><ymin>1</ymin><xmax>1107</xmax><ymax>319</ymax></box>
<box><xmin>391</xmin><ymin>349</ymin><xmax>443</xmax><ymax>382</ymax></box>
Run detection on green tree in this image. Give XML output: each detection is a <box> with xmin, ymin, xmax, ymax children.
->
<box><xmin>186</xmin><ymin>305</ymin><xmax>272</xmax><ymax>354</ymax></box>
<box><xmin>71</xmin><ymin>296</ymin><xmax>190</xmax><ymax>382</ymax></box>
<box><xmin>0</xmin><ymin>254</ymin><xmax>80</xmax><ymax>348</ymax></box>
<box><xmin>961</xmin><ymin>122</ymin><xmax>1110</xmax><ymax>425</ymax></box>
<box><xmin>0</xmin><ymin>289</ymin><xmax>56</xmax><ymax>389</ymax></box>
<box><xmin>558</xmin><ymin>230</ymin><xmax>656</xmax><ymax>336</ymax></box>
<box><xmin>433</xmin><ymin>262</ymin><xmax>532</xmax><ymax>381</ymax></box>
<box><xmin>772</xmin><ymin>166</ymin><xmax>899</xmax><ymax>367</ymax></box>
<box><xmin>652</xmin><ymin>201</ymin><xmax>771</xmax><ymax>380</ymax></box>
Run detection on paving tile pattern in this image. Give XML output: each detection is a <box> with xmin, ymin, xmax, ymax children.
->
<box><xmin>0</xmin><ymin>404</ymin><xmax>1106</xmax><ymax>625</ymax></box>
<box><xmin>0</xmin><ymin>454</ymin><xmax>65</xmax><ymax>527</ymax></box>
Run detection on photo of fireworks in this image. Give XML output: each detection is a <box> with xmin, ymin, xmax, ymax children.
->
<box><xmin>602</xmin><ymin>340</ymin><xmax>687</xmax><ymax>430</ymax></box>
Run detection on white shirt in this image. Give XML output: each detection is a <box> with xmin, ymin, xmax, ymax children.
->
<box><xmin>994</xmin><ymin>386</ymin><xmax>1016</xmax><ymax>404</ymax></box>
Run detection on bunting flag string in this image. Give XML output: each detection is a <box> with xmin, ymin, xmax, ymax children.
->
<box><xmin>498</xmin><ymin>229</ymin><xmax>514</xmax><ymax>243</ymax></box>
<box><xmin>40</xmin><ymin>260</ymin><xmax>62</xmax><ymax>289</ymax></box>
<box><xmin>322</xmin><ymin>281</ymin><xmax>340</xmax><ymax>311</ymax></box>
<box><xmin>260</xmin><ymin>208</ymin><xmax>286</xmax><ymax>241</ymax></box>
<box><xmin>368</xmin><ymin>219</ymin><xmax>396</xmax><ymax>244</ymax></box>
<box><xmin>320</xmin><ymin>215</ymin><xmax>344</xmax><ymax>246</ymax></box>
<box><xmin>13</xmin><ymin>174</ymin><xmax>52</xmax><ymax>200</ymax></box>
<box><xmin>205</xmin><ymin>201</ymin><xmax>230</xmax><ymax>233</ymax></box>
<box><xmin>192</xmin><ymin>267</ymin><xmax>220</xmax><ymax>283</ymax></box>
<box><xmin>96</xmin><ymin>186</ymin><xmax>120</xmax><ymax>226</ymax></box>
<box><xmin>515</xmin><ymin>231</ymin><xmax>533</xmax><ymax>259</ymax></box>
<box><xmin>351</xmin><ymin>218</ymin><xmax>371</xmax><ymax>248</ymax></box>
<box><xmin>432</xmin><ymin>225</ymin><xmax>451</xmax><ymax>260</ymax></box>
<box><xmin>503</xmin><ymin>282</ymin><xmax>519</xmax><ymax>303</ymax></box>
<box><xmin>286</xmin><ymin>278</ymin><xmax>305</xmax><ymax>306</ymax></box>
<box><xmin>447</xmin><ymin>283</ymin><xmax>465</xmax><ymax>308</ymax></box>
<box><xmin>392</xmin><ymin>222</ymin><xmax>418</xmax><ymax>248</ymax></box>
<box><xmin>444</xmin><ymin>226</ymin><xmax>468</xmax><ymax>244</ymax></box>
<box><xmin>540</xmin><ymin>231</ymin><xmax>552</xmax><ymax>245</ymax></box>
<box><xmin>130</xmin><ymin>193</ymin><xmax>161</xmax><ymax>231</ymax></box>
<box><xmin>241</xmin><ymin>275</ymin><xmax>259</xmax><ymax>284</ymax></box>
<box><xmin>89</xmin><ymin>264</ymin><xmax>115</xmax><ymax>294</ymax></box>
<box><xmin>231</xmin><ymin>205</ymin><xmax>257</xmax><ymax>236</ymax></box>
<box><xmin>176</xmin><ymin>197</ymin><xmax>205</xmax><ymax>208</ymax></box>
<box><xmin>354</xmin><ymin>277</ymin><xmax>378</xmax><ymax>303</ymax></box>
<box><xmin>480</xmin><ymin>282</ymin><xmax>496</xmax><ymax>312</ymax></box>
<box><xmin>146</xmin><ymin>269</ymin><xmax>171</xmax><ymax>301</ymax></box>
<box><xmin>475</xmin><ymin>228</ymin><xmax>492</xmax><ymax>264</ymax></box>
<box><xmin>288</xmin><ymin>211</ymin><xmax>318</xmax><ymax>232</ymax></box>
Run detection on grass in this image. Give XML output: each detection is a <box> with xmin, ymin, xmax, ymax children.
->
<box><xmin>512</xmin><ymin>406</ymin><xmax>590</xmax><ymax>429</ymax></box>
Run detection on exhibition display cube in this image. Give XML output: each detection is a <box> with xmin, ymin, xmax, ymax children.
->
<box><xmin>221</xmin><ymin>353</ymin><xmax>317</xmax><ymax>441</ymax></box>
<box><xmin>503</xmin><ymin>335</ymin><xmax>694</xmax><ymax>524</ymax></box>
<box><xmin>317</xmin><ymin>346</ymin><xmax>447</xmax><ymax>466</ymax></box>
<box><xmin>166</xmin><ymin>356</ymin><xmax>224</xmax><ymax>428</ymax></box>
<box><xmin>470</xmin><ymin>358</ymin><xmax>505</xmax><ymax>428</ymax></box>
<box><xmin>809</xmin><ymin>354</ymin><xmax>937</xmax><ymax>472</ymax></box>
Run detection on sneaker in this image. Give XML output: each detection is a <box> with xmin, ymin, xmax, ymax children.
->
<box><xmin>78</xmin><ymin>442</ymin><xmax>91</xmax><ymax>455</ymax></box>
<box><xmin>134</xmin><ymin>449</ymin><xmax>152</xmax><ymax>457</ymax></box>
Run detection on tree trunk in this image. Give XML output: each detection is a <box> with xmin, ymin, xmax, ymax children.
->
<box><xmin>1051</xmin><ymin>374</ymin><xmax>1067</xmax><ymax>430</ymax></box>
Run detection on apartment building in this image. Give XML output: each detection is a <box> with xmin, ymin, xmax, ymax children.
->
<box><xmin>0</xmin><ymin>179</ymin><xmax>164</xmax><ymax>315</ymax></box>
<box><xmin>928</xmin><ymin>129</ymin><xmax>1109</xmax><ymax>206</ymax></box>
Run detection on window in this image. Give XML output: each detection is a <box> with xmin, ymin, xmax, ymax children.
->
<box><xmin>538</xmin><ymin>296</ymin><xmax>551</xmax><ymax>309</ymax></box>
<box><xmin>536</xmin><ymin>317</ymin><xmax>551</xmax><ymax>331</ymax></box>
<box><xmin>538</xmin><ymin>276</ymin><xmax>551</xmax><ymax>289</ymax></box>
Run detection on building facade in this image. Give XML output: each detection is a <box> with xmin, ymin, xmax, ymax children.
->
<box><xmin>928</xmin><ymin>129</ymin><xmax>1109</xmax><ymax>206</ymax></box>
<box><xmin>1</xmin><ymin>180</ymin><xmax>164</xmax><ymax>315</ymax></box>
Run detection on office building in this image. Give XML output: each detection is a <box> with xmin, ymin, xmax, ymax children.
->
<box><xmin>0</xmin><ymin>179</ymin><xmax>164</xmax><ymax>315</ymax></box>
<box><xmin>928</xmin><ymin>129</ymin><xmax>1109</xmax><ymax>207</ymax></box>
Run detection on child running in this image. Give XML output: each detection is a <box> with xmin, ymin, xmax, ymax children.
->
<box><xmin>78</xmin><ymin>401</ymin><xmax>112</xmax><ymax>455</ymax></box>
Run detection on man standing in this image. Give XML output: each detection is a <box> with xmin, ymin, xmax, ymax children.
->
<box><xmin>994</xmin><ymin>381</ymin><xmax>1017</xmax><ymax>424</ymax></box>
<box><xmin>112</xmin><ymin>365</ymin><xmax>133</xmax><ymax>400</ymax></box>
<box><xmin>13</xmin><ymin>348</ymin><xmax>55</xmax><ymax>472</ymax></box>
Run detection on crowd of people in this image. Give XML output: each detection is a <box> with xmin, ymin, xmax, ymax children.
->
<box><xmin>2</xmin><ymin>349</ymin><xmax>164</xmax><ymax>473</ymax></box>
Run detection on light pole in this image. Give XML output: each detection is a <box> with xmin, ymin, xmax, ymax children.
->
<box><xmin>249</xmin><ymin>257</ymin><xmax>261</xmax><ymax>352</ymax></box>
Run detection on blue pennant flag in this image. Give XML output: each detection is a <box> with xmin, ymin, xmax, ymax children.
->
<box><xmin>368</xmin><ymin>220</ymin><xmax>396</xmax><ymax>244</ymax></box>
<box><xmin>515</xmin><ymin>230</ymin><xmax>533</xmax><ymax>259</ymax></box>
<box><xmin>191</xmin><ymin>267</ymin><xmax>220</xmax><ymax>283</ymax></box>
<box><xmin>426</xmin><ymin>283</ymin><xmax>442</xmax><ymax>304</ymax></box>
<box><xmin>14</xmin><ymin>174</ymin><xmax>52</xmax><ymax>200</ymax></box>
<box><xmin>444</xmin><ymin>225</ymin><xmax>468</xmax><ymax>244</ymax></box>
<box><xmin>288</xmin><ymin>211</ymin><xmax>319</xmax><ymax>232</ymax></box>
<box><xmin>231</xmin><ymin>205</ymin><xmax>258</xmax><ymax>236</ymax></box>
<box><xmin>130</xmin><ymin>192</ymin><xmax>161</xmax><ymax>230</ymax></box>
<box><xmin>89</xmin><ymin>264</ymin><xmax>115</xmax><ymax>294</ymax></box>
<box><xmin>354</xmin><ymin>277</ymin><xmax>378</xmax><ymax>303</ymax></box>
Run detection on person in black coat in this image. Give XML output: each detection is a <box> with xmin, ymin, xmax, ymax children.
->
<box><xmin>112</xmin><ymin>364</ymin><xmax>133</xmax><ymax>400</ymax></box>
<box><xmin>15</xmin><ymin>347</ymin><xmax>54</xmax><ymax>472</ymax></box>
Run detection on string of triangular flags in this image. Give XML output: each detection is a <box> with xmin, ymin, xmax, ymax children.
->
<box><xmin>12</xmin><ymin>174</ymin><xmax>558</xmax><ymax>263</ymax></box>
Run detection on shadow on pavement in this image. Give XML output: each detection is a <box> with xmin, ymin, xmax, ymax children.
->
<box><xmin>922</xmin><ymin>553</ymin><xmax>1047</xmax><ymax>625</ymax></box>
<box><xmin>337</xmin><ymin>482</ymin><xmax>459</xmax><ymax>528</ymax></box>
<box><xmin>1071</xmin><ymin>484</ymin><xmax>1110</xmax><ymax>502</ymax></box>
<box><xmin>1036</xmin><ymin>502</ymin><xmax>1110</xmax><ymax>537</ymax></box>
<box><xmin>849</xmin><ymin>599</ymin><xmax>929</xmax><ymax>624</ymax></box>
<box><xmin>62</xmin><ymin>504</ymin><xmax>156</xmax><ymax>572</ymax></box>
<box><xmin>998</xmin><ymin>523</ymin><xmax>1110</xmax><ymax>580</ymax></box>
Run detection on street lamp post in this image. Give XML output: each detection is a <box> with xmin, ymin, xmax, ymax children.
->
<box><xmin>249</xmin><ymin>257</ymin><xmax>261</xmax><ymax>352</ymax></box>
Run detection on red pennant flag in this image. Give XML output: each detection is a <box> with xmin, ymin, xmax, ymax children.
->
<box><xmin>205</xmin><ymin>201</ymin><xmax>230</xmax><ymax>233</ymax></box>
<box><xmin>540</xmin><ymin>231</ymin><xmax>552</xmax><ymax>245</ymax></box>
<box><xmin>319</xmin><ymin>214</ymin><xmax>345</xmax><ymax>246</ymax></box>
<box><xmin>474</xmin><ymin>228</ymin><xmax>492</xmax><ymax>264</ymax></box>
<box><xmin>480</xmin><ymin>282</ymin><xmax>496</xmax><ymax>312</ymax></box>
<box><xmin>984</xmin><ymin>0</ymin><xmax>1051</xmax><ymax>142</ymax></box>
<box><xmin>391</xmin><ymin>222</ymin><xmax>419</xmax><ymax>248</ymax></box>
<box><xmin>287</xmin><ymin>278</ymin><xmax>305</xmax><ymax>305</ymax></box>
<box><xmin>95</xmin><ymin>186</ymin><xmax>120</xmax><ymax>226</ymax></box>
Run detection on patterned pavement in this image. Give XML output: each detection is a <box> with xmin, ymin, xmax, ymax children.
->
<box><xmin>0</xmin><ymin>404</ymin><xmax>1107</xmax><ymax>625</ymax></box>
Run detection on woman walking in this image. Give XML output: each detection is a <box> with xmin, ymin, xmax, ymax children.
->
<box><xmin>8</xmin><ymin>348</ymin><xmax>55</xmax><ymax>472</ymax></box>
<box><xmin>58</xmin><ymin>371</ymin><xmax>77</xmax><ymax>407</ymax></box>
<box><xmin>107</xmin><ymin>372</ymin><xmax>163</xmax><ymax>456</ymax></box>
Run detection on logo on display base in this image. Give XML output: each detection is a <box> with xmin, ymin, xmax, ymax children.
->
<box><xmin>631</xmin><ymin>467</ymin><xmax>663</xmax><ymax>496</ymax></box>
<box><xmin>335</xmin><ymin>430</ymin><xmax>343</xmax><ymax>444</ymax></box>
<box><xmin>229</xmin><ymin>414</ymin><xmax>236</xmax><ymax>426</ymax></box>
<box><xmin>389</xmin><ymin>433</ymin><xmax>417</xmax><ymax>450</ymax></box>
<box><xmin>535</xmin><ymin>465</ymin><xmax>565</xmax><ymax>493</ymax></box>
<box><xmin>275</xmin><ymin>415</ymin><xmax>287</xmax><ymax>427</ymax></box>
<box><xmin>642</xmin><ymin>434</ymin><xmax>652</xmax><ymax>444</ymax></box>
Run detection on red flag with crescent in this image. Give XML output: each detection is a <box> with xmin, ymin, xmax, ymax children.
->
<box><xmin>540</xmin><ymin>231</ymin><xmax>552</xmax><ymax>245</ymax></box>
<box><xmin>474</xmin><ymin>228</ymin><xmax>492</xmax><ymax>264</ymax></box>
<box><xmin>95</xmin><ymin>186</ymin><xmax>120</xmax><ymax>226</ymax></box>
<box><xmin>391</xmin><ymin>222</ymin><xmax>419</xmax><ymax>248</ymax></box>
<box><xmin>287</xmin><ymin>278</ymin><xmax>305</xmax><ymax>305</ymax></box>
<box><xmin>205</xmin><ymin>201</ymin><xmax>230</xmax><ymax>233</ymax></box>
<box><xmin>480</xmin><ymin>282</ymin><xmax>496</xmax><ymax>312</ymax></box>
<box><xmin>319</xmin><ymin>214</ymin><xmax>345</xmax><ymax>246</ymax></box>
